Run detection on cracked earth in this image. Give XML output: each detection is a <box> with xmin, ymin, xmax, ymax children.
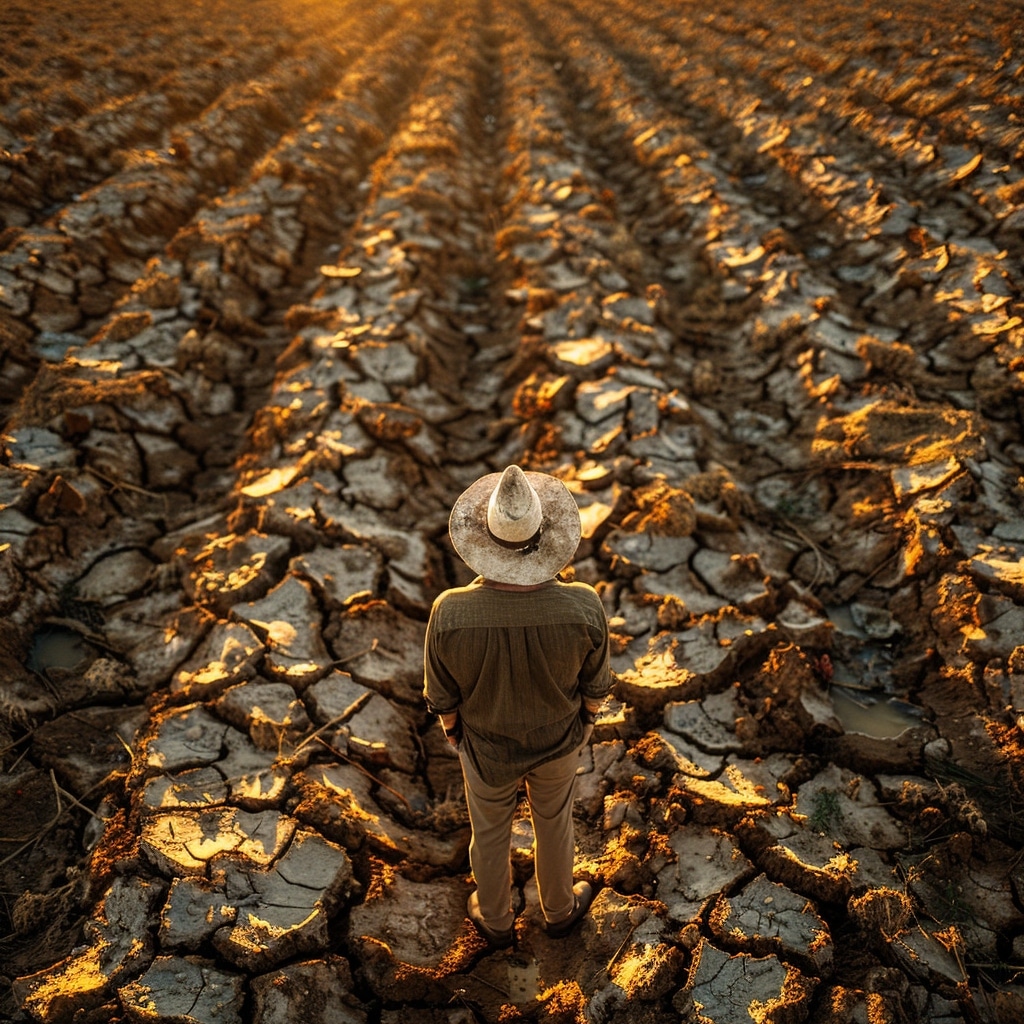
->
<box><xmin>2</xmin><ymin>0</ymin><xmax>1024</xmax><ymax>1021</ymax></box>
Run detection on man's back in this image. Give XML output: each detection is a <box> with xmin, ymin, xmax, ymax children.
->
<box><xmin>424</xmin><ymin>578</ymin><xmax>609</xmax><ymax>785</ymax></box>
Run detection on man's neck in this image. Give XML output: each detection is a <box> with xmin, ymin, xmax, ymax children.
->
<box><xmin>481</xmin><ymin>578</ymin><xmax>553</xmax><ymax>592</ymax></box>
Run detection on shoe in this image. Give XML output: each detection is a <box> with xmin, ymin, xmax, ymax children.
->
<box><xmin>467</xmin><ymin>891</ymin><xmax>514</xmax><ymax>949</ymax></box>
<box><xmin>544</xmin><ymin>881</ymin><xmax>594</xmax><ymax>938</ymax></box>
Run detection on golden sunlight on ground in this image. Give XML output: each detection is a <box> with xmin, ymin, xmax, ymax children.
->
<box><xmin>3</xmin><ymin>0</ymin><xmax>1024</xmax><ymax>1020</ymax></box>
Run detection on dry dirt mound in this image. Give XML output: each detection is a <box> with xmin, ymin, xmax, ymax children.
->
<box><xmin>2</xmin><ymin>0</ymin><xmax>1024</xmax><ymax>1022</ymax></box>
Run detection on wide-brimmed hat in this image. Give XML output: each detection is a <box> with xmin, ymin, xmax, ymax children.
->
<box><xmin>449</xmin><ymin>466</ymin><xmax>582</xmax><ymax>585</ymax></box>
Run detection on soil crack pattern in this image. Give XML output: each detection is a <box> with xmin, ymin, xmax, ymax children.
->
<box><xmin>2</xmin><ymin>1</ymin><xmax>1024</xmax><ymax>1022</ymax></box>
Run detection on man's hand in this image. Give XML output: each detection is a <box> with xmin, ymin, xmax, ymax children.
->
<box><xmin>440</xmin><ymin>712</ymin><xmax>461</xmax><ymax>747</ymax></box>
<box><xmin>580</xmin><ymin>698</ymin><xmax>603</xmax><ymax>733</ymax></box>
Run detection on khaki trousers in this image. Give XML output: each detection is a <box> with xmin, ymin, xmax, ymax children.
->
<box><xmin>460</xmin><ymin>743</ymin><xmax>583</xmax><ymax>931</ymax></box>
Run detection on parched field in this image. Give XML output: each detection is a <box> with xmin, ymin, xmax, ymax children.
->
<box><xmin>2</xmin><ymin>0</ymin><xmax>1024</xmax><ymax>1021</ymax></box>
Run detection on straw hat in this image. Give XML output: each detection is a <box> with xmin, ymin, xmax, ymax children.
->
<box><xmin>449</xmin><ymin>466</ymin><xmax>581</xmax><ymax>585</ymax></box>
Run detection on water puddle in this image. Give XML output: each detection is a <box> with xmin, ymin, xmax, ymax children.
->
<box><xmin>27</xmin><ymin>624</ymin><xmax>95</xmax><ymax>675</ymax></box>
<box><xmin>507</xmin><ymin>956</ymin><xmax>541</xmax><ymax>1004</ymax></box>
<box><xmin>825</xmin><ymin>602</ymin><xmax>926</xmax><ymax>736</ymax></box>
<box><xmin>830</xmin><ymin>686</ymin><xmax>925</xmax><ymax>738</ymax></box>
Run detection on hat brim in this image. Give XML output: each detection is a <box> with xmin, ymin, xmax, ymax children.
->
<box><xmin>449</xmin><ymin>471</ymin><xmax>582</xmax><ymax>585</ymax></box>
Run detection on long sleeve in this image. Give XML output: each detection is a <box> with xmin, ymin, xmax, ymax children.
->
<box><xmin>577</xmin><ymin>594</ymin><xmax>611</xmax><ymax>701</ymax></box>
<box><xmin>423</xmin><ymin>598</ymin><xmax>461</xmax><ymax>716</ymax></box>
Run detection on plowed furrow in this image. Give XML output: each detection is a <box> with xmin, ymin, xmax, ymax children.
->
<box><xmin>0</xmin><ymin>0</ymin><xmax>354</xmax><ymax>137</ymax></box>
<box><xmin>0</xmin><ymin>1</ymin><xmax>375</xmax><ymax>223</ymax></box>
<box><xmin>0</xmin><ymin>9</ymin><xmax>453</xmax><ymax>653</ymax></box>
<box><xmin>697</xmin><ymin>0</ymin><xmax>1024</xmax><ymax>164</ymax></box>
<box><xmin>628</xmin><ymin>0</ymin><xmax>1024</xmax><ymax>260</ymax></box>
<box><xmin>1</xmin><ymin>0</ymin><xmax>223</xmax><ymax>142</ymax></box>
<box><xmin>572</xmin><ymin>0</ymin><xmax>984</xmax><ymax>252</ymax></box>
<box><xmin>0</xmin><ymin>11</ymin><xmax>419</xmax><ymax>428</ymax></box>
<box><xmin>0</xmin><ymin>39</ymin><xmax>303</xmax><ymax>222</ymax></box>
<box><xmin>521</xmin><ymin>0</ymin><xmax>1023</xmax><ymax>627</ymax></box>
<box><xmin>564</xmin><ymin>0</ymin><xmax>1024</xmax><ymax>453</ymax></box>
<box><xmin>187</xmin><ymin>0</ymin><xmax>501</xmax><ymax>616</ymax></box>
<box><xmin>0</xmin><ymin>6</ymin><xmax>415</xmax><ymax>424</ymax></box>
<box><xmin>593</xmin><ymin>0</ymin><xmax>1024</xmax><ymax>355</ymax></box>
<box><xmin>518</xmin><ymin>0</ymin><xmax>815</xmax><ymax>424</ymax></box>
<box><xmin>653</xmin><ymin>0</ymin><xmax>1024</xmax><ymax>161</ymax></box>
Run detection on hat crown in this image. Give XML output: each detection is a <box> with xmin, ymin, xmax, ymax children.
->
<box><xmin>486</xmin><ymin>466</ymin><xmax>543</xmax><ymax>543</ymax></box>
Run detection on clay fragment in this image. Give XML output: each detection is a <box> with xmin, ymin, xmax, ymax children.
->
<box><xmin>118</xmin><ymin>956</ymin><xmax>246</xmax><ymax>1024</ymax></box>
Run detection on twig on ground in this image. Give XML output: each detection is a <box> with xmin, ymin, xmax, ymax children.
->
<box><xmin>591</xmin><ymin>922</ymin><xmax>638</xmax><ymax>984</ymax></box>
<box><xmin>773</xmin><ymin>516</ymin><xmax>833</xmax><ymax>587</ymax></box>
<box><xmin>327</xmin><ymin>638</ymin><xmax>379</xmax><ymax>667</ymax></box>
<box><xmin>291</xmin><ymin>690</ymin><xmax>374</xmax><ymax>756</ymax></box>
<box><xmin>0</xmin><ymin>731</ymin><xmax>33</xmax><ymax>759</ymax></box>
<box><xmin>50</xmin><ymin>771</ymin><xmax>108</xmax><ymax>824</ymax></box>
<box><xmin>313</xmin><ymin>735</ymin><xmax>412</xmax><ymax>811</ymax></box>
<box><xmin>0</xmin><ymin>772</ymin><xmax>108</xmax><ymax>868</ymax></box>
<box><xmin>85</xmin><ymin>467</ymin><xmax>163</xmax><ymax>498</ymax></box>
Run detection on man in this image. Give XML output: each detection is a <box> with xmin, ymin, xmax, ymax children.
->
<box><xmin>424</xmin><ymin>465</ymin><xmax>611</xmax><ymax>948</ymax></box>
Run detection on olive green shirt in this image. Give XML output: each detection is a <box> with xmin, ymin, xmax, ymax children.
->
<box><xmin>423</xmin><ymin>577</ymin><xmax>611</xmax><ymax>786</ymax></box>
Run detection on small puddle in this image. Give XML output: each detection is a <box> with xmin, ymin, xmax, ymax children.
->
<box><xmin>830</xmin><ymin>686</ymin><xmax>925</xmax><ymax>738</ymax></box>
<box><xmin>507</xmin><ymin>956</ymin><xmax>541</xmax><ymax>1004</ymax></box>
<box><xmin>27</xmin><ymin>624</ymin><xmax>94</xmax><ymax>675</ymax></box>
<box><xmin>824</xmin><ymin>603</ymin><xmax>926</xmax><ymax>737</ymax></box>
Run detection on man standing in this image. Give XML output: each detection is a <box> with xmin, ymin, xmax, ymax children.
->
<box><xmin>424</xmin><ymin>465</ymin><xmax>611</xmax><ymax>948</ymax></box>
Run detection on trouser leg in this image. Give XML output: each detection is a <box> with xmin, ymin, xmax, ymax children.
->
<box><xmin>524</xmin><ymin>745</ymin><xmax>581</xmax><ymax>924</ymax></box>
<box><xmin>460</xmin><ymin>754</ymin><xmax>518</xmax><ymax>931</ymax></box>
